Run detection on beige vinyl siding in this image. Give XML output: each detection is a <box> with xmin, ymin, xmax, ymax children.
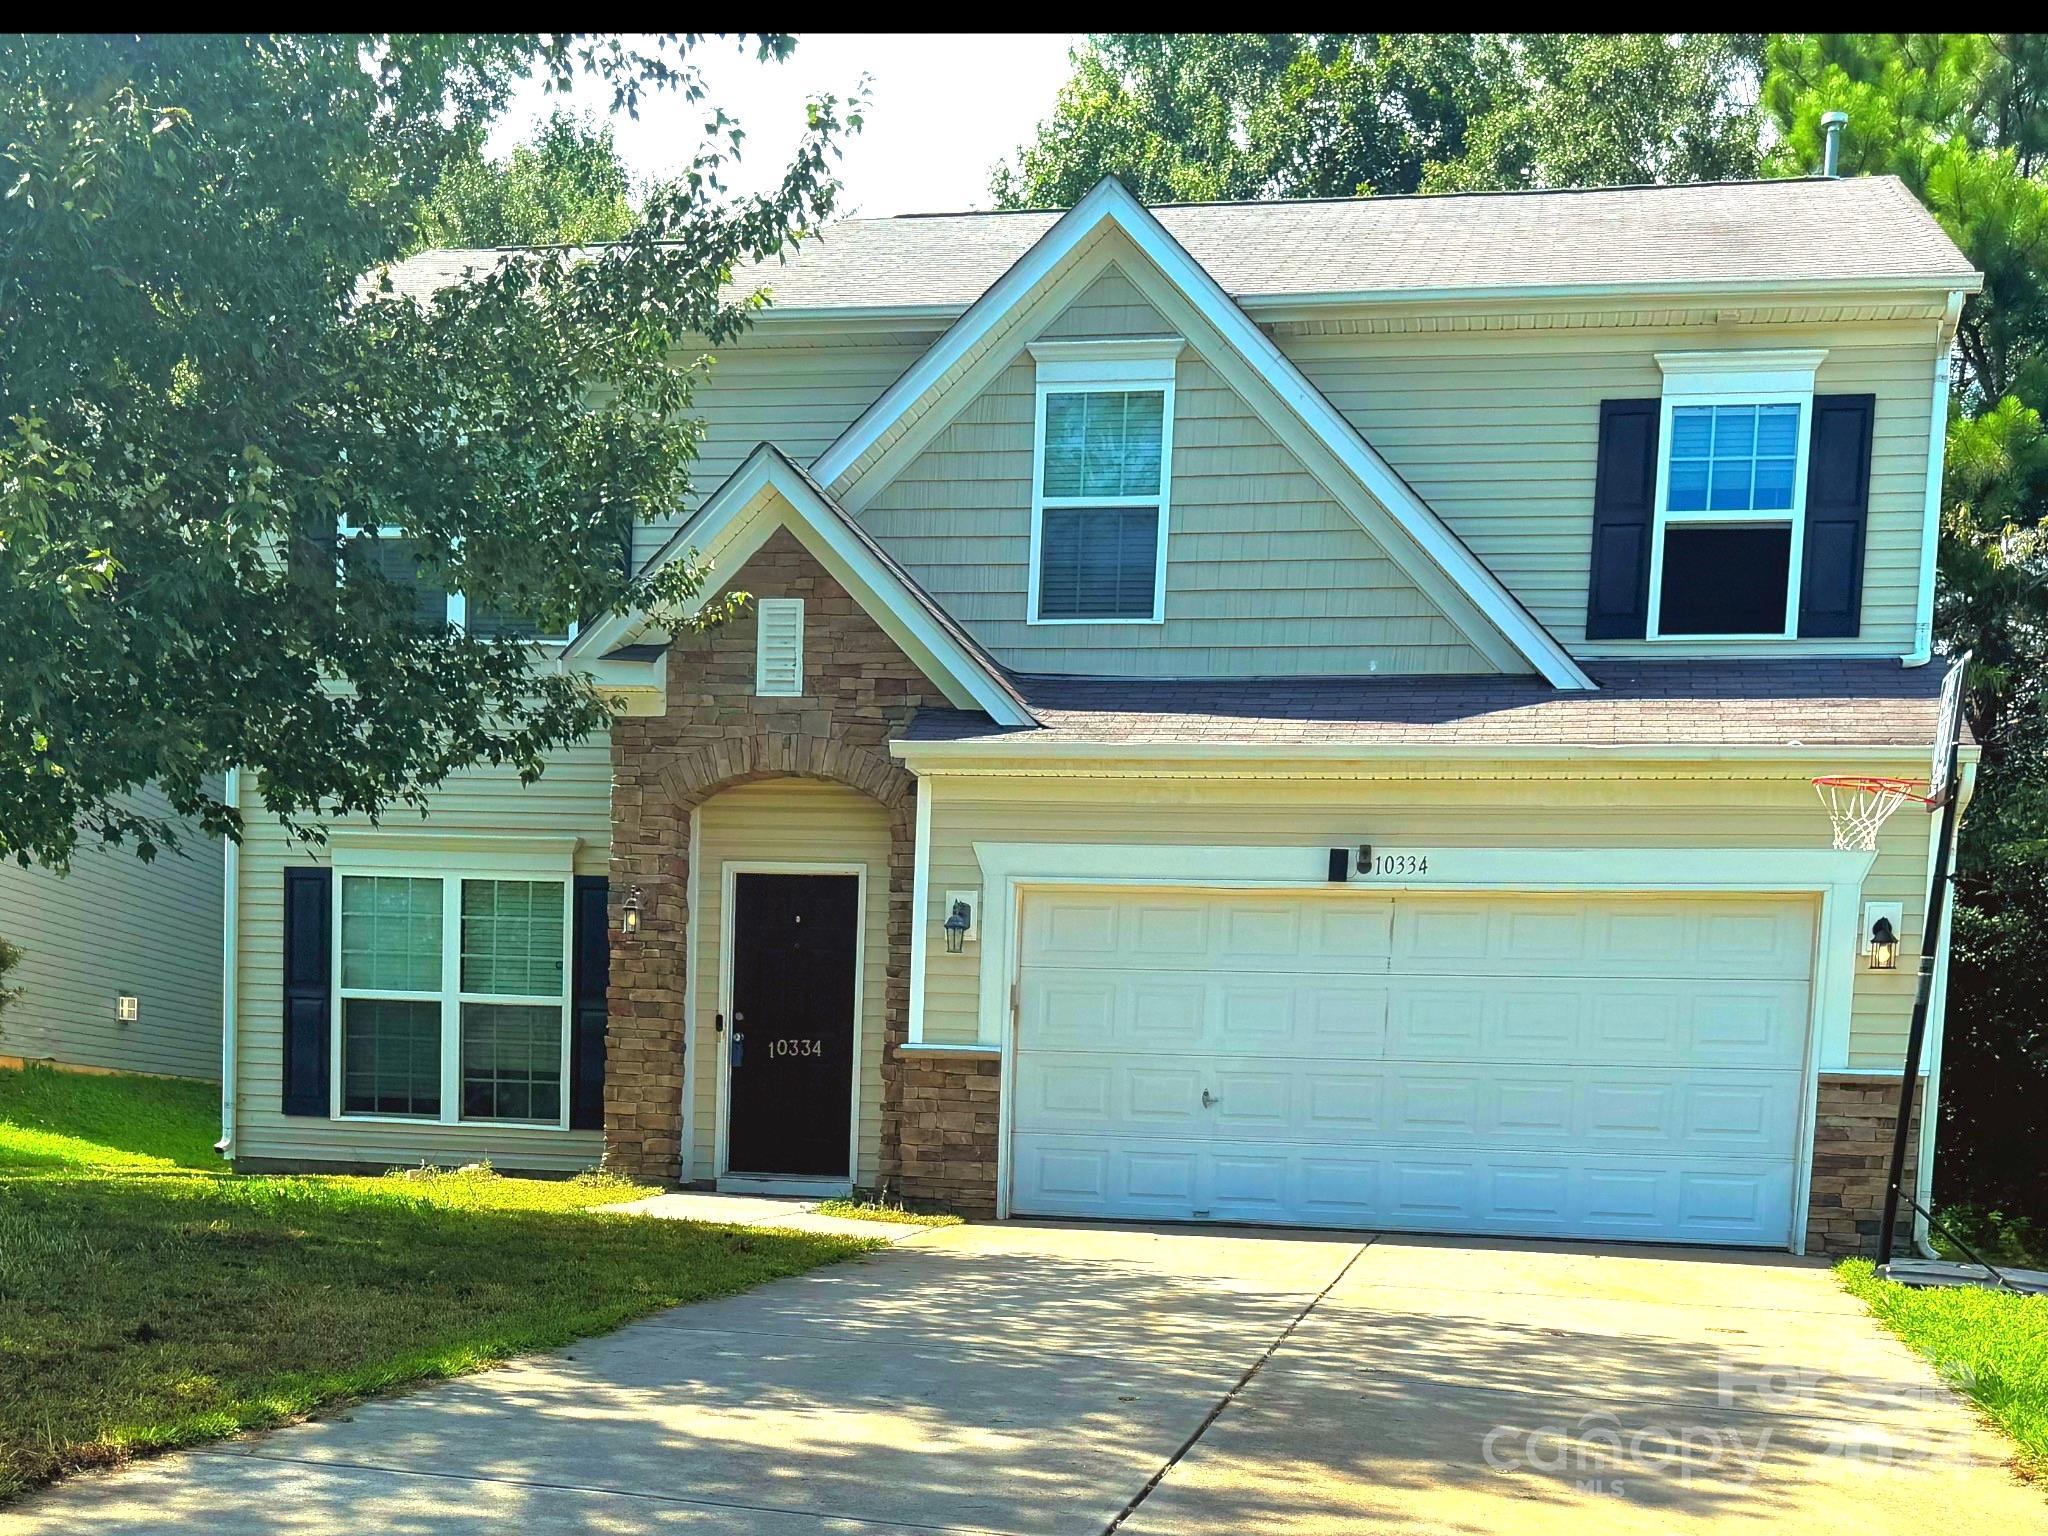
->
<box><xmin>640</xmin><ymin>337</ymin><xmax>934</xmax><ymax>568</ymax></box>
<box><xmin>860</xmin><ymin>345</ymin><xmax>1494</xmax><ymax>678</ymax></box>
<box><xmin>1037</xmin><ymin>264</ymin><xmax>1169</xmax><ymax>339</ymax></box>
<box><xmin>232</xmin><ymin>741</ymin><xmax>613</xmax><ymax>1172</ymax></box>
<box><xmin>0</xmin><ymin>785</ymin><xmax>222</xmax><ymax>1079</ymax></box>
<box><xmin>1277</xmin><ymin>322</ymin><xmax>1938</xmax><ymax>654</ymax></box>
<box><xmin>920</xmin><ymin>769</ymin><xmax>1929</xmax><ymax>1070</ymax></box>
<box><xmin>688</xmin><ymin>779</ymin><xmax>889</xmax><ymax>1186</ymax></box>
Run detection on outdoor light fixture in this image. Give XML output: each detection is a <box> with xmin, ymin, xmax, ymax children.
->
<box><xmin>622</xmin><ymin>885</ymin><xmax>643</xmax><ymax>937</ymax></box>
<box><xmin>1868</xmin><ymin>915</ymin><xmax>1899</xmax><ymax>971</ymax></box>
<box><xmin>943</xmin><ymin>898</ymin><xmax>973</xmax><ymax>955</ymax></box>
<box><xmin>116</xmin><ymin>995</ymin><xmax>139</xmax><ymax>1023</ymax></box>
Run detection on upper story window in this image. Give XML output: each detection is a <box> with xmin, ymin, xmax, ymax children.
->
<box><xmin>338</xmin><ymin>518</ymin><xmax>636</xmax><ymax>645</ymax></box>
<box><xmin>1027</xmin><ymin>338</ymin><xmax>1182</xmax><ymax>624</ymax></box>
<box><xmin>1648</xmin><ymin>351</ymin><xmax>1825</xmax><ymax>639</ymax></box>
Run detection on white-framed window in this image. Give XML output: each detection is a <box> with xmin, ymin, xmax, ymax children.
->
<box><xmin>755</xmin><ymin>597</ymin><xmax>804</xmax><ymax>696</ymax></box>
<box><xmin>1646</xmin><ymin>350</ymin><xmax>1827</xmax><ymax>640</ymax></box>
<box><xmin>1026</xmin><ymin>338</ymin><xmax>1182</xmax><ymax>624</ymax></box>
<box><xmin>334</xmin><ymin>864</ymin><xmax>571</xmax><ymax>1127</ymax></box>
<box><xmin>337</xmin><ymin>520</ymin><xmax>574</xmax><ymax>644</ymax></box>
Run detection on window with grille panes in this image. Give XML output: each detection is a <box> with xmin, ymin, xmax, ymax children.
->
<box><xmin>335</xmin><ymin>872</ymin><xmax>569</xmax><ymax>1125</ymax></box>
<box><xmin>1028</xmin><ymin>339</ymin><xmax>1180</xmax><ymax>625</ymax></box>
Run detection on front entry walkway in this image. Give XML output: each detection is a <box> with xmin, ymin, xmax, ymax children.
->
<box><xmin>4</xmin><ymin>1225</ymin><xmax>2037</xmax><ymax>1534</ymax></box>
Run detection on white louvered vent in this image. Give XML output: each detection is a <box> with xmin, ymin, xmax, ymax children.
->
<box><xmin>755</xmin><ymin>597</ymin><xmax>804</xmax><ymax>697</ymax></box>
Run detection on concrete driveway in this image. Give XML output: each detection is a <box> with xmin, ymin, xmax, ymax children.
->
<box><xmin>3</xmin><ymin>1223</ymin><xmax>2039</xmax><ymax>1534</ymax></box>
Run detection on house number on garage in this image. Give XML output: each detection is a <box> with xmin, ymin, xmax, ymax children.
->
<box><xmin>769</xmin><ymin>1038</ymin><xmax>825</xmax><ymax>1058</ymax></box>
<box><xmin>1359</xmin><ymin>849</ymin><xmax>1431</xmax><ymax>878</ymax></box>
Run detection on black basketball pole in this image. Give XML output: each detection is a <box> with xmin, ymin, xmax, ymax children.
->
<box><xmin>1875</xmin><ymin>671</ymin><xmax>1967</xmax><ymax>1272</ymax></box>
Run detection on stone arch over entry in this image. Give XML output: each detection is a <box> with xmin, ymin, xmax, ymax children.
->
<box><xmin>602</xmin><ymin>527</ymin><xmax>940</xmax><ymax>1185</ymax></box>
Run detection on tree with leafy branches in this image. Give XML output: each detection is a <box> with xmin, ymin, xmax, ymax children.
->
<box><xmin>420</xmin><ymin>107</ymin><xmax>639</xmax><ymax>249</ymax></box>
<box><xmin>0</xmin><ymin>33</ymin><xmax>859</xmax><ymax>869</ymax></box>
<box><xmin>1766</xmin><ymin>33</ymin><xmax>2048</xmax><ymax>1245</ymax></box>
<box><xmin>990</xmin><ymin>34</ymin><xmax>1765</xmax><ymax>208</ymax></box>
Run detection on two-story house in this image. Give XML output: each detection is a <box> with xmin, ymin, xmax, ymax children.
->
<box><xmin>218</xmin><ymin>174</ymin><xmax>1980</xmax><ymax>1257</ymax></box>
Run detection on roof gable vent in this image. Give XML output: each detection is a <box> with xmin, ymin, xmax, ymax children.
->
<box><xmin>755</xmin><ymin>597</ymin><xmax>804</xmax><ymax>697</ymax></box>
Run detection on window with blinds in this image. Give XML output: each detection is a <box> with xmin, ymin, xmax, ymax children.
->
<box><xmin>755</xmin><ymin>597</ymin><xmax>804</xmax><ymax>696</ymax></box>
<box><xmin>1034</xmin><ymin>387</ymin><xmax>1169</xmax><ymax>621</ymax></box>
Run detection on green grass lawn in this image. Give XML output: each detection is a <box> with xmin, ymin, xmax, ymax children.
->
<box><xmin>1838</xmin><ymin>1259</ymin><xmax>2048</xmax><ymax>1481</ymax></box>
<box><xmin>813</xmin><ymin>1196</ymin><xmax>963</xmax><ymax>1227</ymax></box>
<box><xmin>0</xmin><ymin>1064</ymin><xmax>881</xmax><ymax>1502</ymax></box>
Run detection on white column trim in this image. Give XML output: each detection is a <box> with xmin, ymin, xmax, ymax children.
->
<box><xmin>216</xmin><ymin>767</ymin><xmax>241</xmax><ymax>1159</ymax></box>
<box><xmin>906</xmin><ymin>777</ymin><xmax>934</xmax><ymax>1046</ymax></box>
<box><xmin>1906</xmin><ymin>352</ymin><xmax>1953</xmax><ymax>666</ymax></box>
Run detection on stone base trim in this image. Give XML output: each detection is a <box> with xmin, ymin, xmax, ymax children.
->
<box><xmin>887</xmin><ymin>1052</ymin><xmax>1000</xmax><ymax>1215</ymax></box>
<box><xmin>1807</xmin><ymin>1072</ymin><xmax>1924</xmax><ymax>1258</ymax></box>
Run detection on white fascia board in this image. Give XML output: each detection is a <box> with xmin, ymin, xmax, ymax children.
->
<box><xmin>811</xmin><ymin>178</ymin><xmax>1593</xmax><ymax>692</ymax></box>
<box><xmin>751</xmin><ymin>275</ymin><xmax>1985</xmax><ymax>330</ymax></box>
<box><xmin>1236</xmin><ymin>272</ymin><xmax>1983</xmax><ymax>317</ymax></box>
<box><xmin>891</xmin><ymin>738</ymin><xmax>1947</xmax><ymax>771</ymax></box>
<box><xmin>568</xmin><ymin>447</ymin><xmax>1029</xmax><ymax>727</ymax></box>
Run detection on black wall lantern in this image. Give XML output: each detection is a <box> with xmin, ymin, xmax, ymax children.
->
<box><xmin>1868</xmin><ymin>914</ymin><xmax>1898</xmax><ymax>971</ymax></box>
<box><xmin>943</xmin><ymin>898</ymin><xmax>973</xmax><ymax>954</ymax></box>
<box><xmin>622</xmin><ymin>885</ymin><xmax>644</xmax><ymax>937</ymax></box>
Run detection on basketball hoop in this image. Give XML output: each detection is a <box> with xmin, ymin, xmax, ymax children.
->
<box><xmin>1812</xmin><ymin>775</ymin><xmax>1936</xmax><ymax>852</ymax></box>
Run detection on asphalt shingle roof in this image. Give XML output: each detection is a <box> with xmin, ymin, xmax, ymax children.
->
<box><xmin>380</xmin><ymin>177</ymin><xmax>1976</xmax><ymax>313</ymax></box>
<box><xmin>900</xmin><ymin>660</ymin><xmax>1958</xmax><ymax>753</ymax></box>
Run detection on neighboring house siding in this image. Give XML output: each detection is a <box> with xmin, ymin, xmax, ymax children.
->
<box><xmin>860</xmin><ymin>346</ymin><xmax>1496</xmax><ymax>678</ymax></box>
<box><xmin>230</xmin><ymin>744</ymin><xmax>612</xmax><ymax>1171</ymax></box>
<box><xmin>639</xmin><ymin>337</ymin><xmax>935</xmax><ymax>568</ymax></box>
<box><xmin>919</xmin><ymin>768</ymin><xmax>1929</xmax><ymax>1070</ymax></box>
<box><xmin>687</xmin><ymin>779</ymin><xmax>890</xmax><ymax>1186</ymax></box>
<box><xmin>1278</xmin><ymin>320</ymin><xmax>1938</xmax><ymax>656</ymax></box>
<box><xmin>0</xmin><ymin>785</ymin><xmax>223</xmax><ymax>1079</ymax></box>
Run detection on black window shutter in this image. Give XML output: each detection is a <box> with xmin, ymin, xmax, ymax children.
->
<box><xmin>1798</xmin><ymin>393</ymin><xmax>1877</xmax><ymax>638</ymax></box>
<box><xmin>570</xmin><ymin>876</ymin><xmax>610</xmax><ymax>1131</ymax></box>
<box><xmin>1585</xmin><ymin>399</ymin><xmax>1661</xmax><ymax>640</ymax></box>
<box><xmin>281</xmin><ymin>867</ymin><xmax>332</xmax><ymax>1116</ymax></box>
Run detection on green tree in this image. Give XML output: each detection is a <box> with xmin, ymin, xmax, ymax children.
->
<box><xmin>991</xmin><ymin>34</ymin><xmax>1764</xmax><ymax>208</ymax></box>
<box><xmin>1423</xmin><ymin>33</ymin><xmax>1765</xmax><ymax>191</ymax></box>
<box><xmin>0</xmin><ymin>33</ymin><xmax>858</xmax><ymax>867</ymax></box>
<box><xmin>420</xmin><ymin>107</ymin><xmax>638</xmax><ymax>248</ymax></box>
<box><xmin>990</xmin><ymin>34</ymin><xmax>1501</xmax><ymax>206</ymax></box>
<box><xmin>1766</xmin><ymin>34</ymin><xmax>2048</xmax><ymax>1236</ymax></box>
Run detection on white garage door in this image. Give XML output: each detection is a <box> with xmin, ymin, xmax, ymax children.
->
<box><xmin>1009</xmin><ymin>889</ymin><xmax>1815</xmax><ymax>1246</ymax></box>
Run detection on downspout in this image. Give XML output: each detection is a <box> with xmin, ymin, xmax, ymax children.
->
<box><xmin>215</xmin><ymin>767</ymin><xmax>241</xmax><ymax>1160</ymax></box>
<box><xmin>1915</xmin><ymin>756</ymin><xmax>1976</xmax><ymax>1256</ymax></box>
<box><xmin>1906</xmin><ymin>302</ymin><xmax>1962</xmax><ymax>666</ymax></box>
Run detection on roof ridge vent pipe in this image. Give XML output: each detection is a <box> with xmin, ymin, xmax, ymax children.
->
<box><xmin>1821</xmin><ymin>110</ymin><xmax>1849</xmax><ymax>178</ymax></box>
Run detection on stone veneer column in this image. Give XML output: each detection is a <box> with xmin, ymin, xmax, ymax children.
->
<box><xmin>602</xmin><ymin>526</ymin><xmax>964</xmax><ymax>1188</ymax></box>
<box><xmin>1806</xmin><ymin>1073</ymin><xmax>1925</xmax><ymax>1256</ymax></box>
<box><xmin>889</xmin><ymin>1049</ymin><xmax>1002</xmax><ymax>1215</ymax></box>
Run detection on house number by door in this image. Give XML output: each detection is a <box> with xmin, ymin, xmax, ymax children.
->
<box><xmin>770</xmin><ymin>1038</ymin><xmax>825</xmax><ymax>1058</ymax></box>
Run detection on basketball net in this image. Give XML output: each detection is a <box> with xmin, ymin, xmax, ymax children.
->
<box><xmin>1812</xmin><ymin>776</ymin><xmax>1933</xmax><ymax>852</ymax></box>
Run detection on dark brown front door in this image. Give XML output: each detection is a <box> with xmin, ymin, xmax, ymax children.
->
<box><xmin>726</xmin><ymin>872</ymin><xmax>859</xmax><ymax>1177</ymax></box>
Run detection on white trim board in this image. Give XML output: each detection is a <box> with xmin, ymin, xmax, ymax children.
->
<box><xmin>808</xmin><ymin>176</ymin><xmax>1594</xmax><ymax>692</ymax></box>
<box><xmin>962</xmin><ymin>841</ymin><xmax>1874</xmax><ymax>1254</ymax></box>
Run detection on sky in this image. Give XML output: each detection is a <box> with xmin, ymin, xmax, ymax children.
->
<box><xmin>487</xmin><ymin>34</ymin><xmax>1084</xmax><ymax>219</ymax></box>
